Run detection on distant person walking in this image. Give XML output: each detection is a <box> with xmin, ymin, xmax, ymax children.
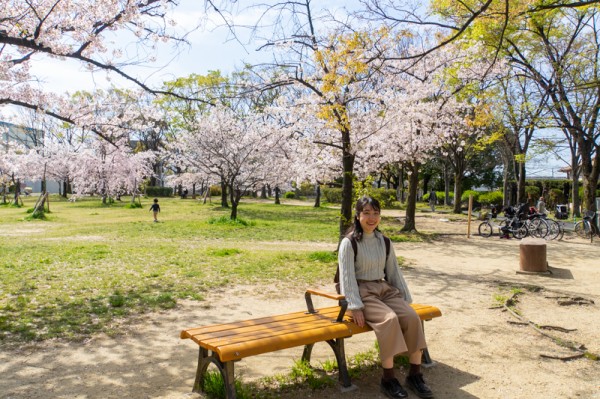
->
<box><xmin>149</xmin><ymin>198</ymin><xmax>161</xmax><ymax>222</ymax></box>
<box><xmin>536</xmin><ymin>197</ymin><xmax>547</xmax><ymax>214</ymax></box>
<box><xmin>428</xmin><ymin>190</ymin><xmax>437</xmax><ymax>212</ymax></box>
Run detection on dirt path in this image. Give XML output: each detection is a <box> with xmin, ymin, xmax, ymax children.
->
<box><xmin>1</xmin><ymin>212</ymin><xmax>599</xmax><ymax>399</ymax></box>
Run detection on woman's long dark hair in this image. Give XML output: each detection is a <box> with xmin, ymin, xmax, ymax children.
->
<box><xmin>346</xmin><ymin>196</ymin><xmax>382</xmax><ymax>241</ymax></box>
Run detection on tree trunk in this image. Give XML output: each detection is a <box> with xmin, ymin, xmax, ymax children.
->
<box><xmin>314</xmin><ymin>184</ymin><xmax>321</xmax><ymax>208</ymax></box>
<box><xmin>516</xmin><ymin>161</ymin><xmax>526</xmax><ymax>205</ymax></box>
<box><xmin>274</xmin><ymin>186</ymin><xmax>280</xmax><ymax>204</ymax></box>
<box><xmin>229</xmin><ymin>185</ymin><xmax>240</xmax><ymax>220</ymax></box>
<box><xmin>502</xmin><ymin>162</ymin><xmax>510</xmax><ymax>208</ymax></box>
<box><xmin>339</xmin><ymin>143</ymin><xmax>355</xmax><ymax>238</ymax></box>
<box><xmin>13</xmin><ymin>178</ymin><xmax>21</xmax><ymax>205</ymax></box>
<box><xmin>453</xmin><ymin>171</ymin><xmax>464</xmax><ymax>214</ymax></box>
<box><xmin>579</xmin><ymin>142</ymin><xmax>600</xmax><ymax>213</ymax></box>
<box><xmin>33</xmin><ymin>192</ymin><xmax>48</xmax><ymax>216</ymax></box>
<box><xmin>402</xmin><ymin>162</ymin><xmax>420</xmax><ymax>232</ymax></box>
<box><xmin>423</xmin><ymin>175</ymin><xmax>431</xmax><ymax>197</ymax></box>
<box><xmin>399</xmin><ymin>167</ymin><xmax>406</xmax><ymax>203</ymax></box>
<box><xmin>203</xmin><ymin>185</ymin><xmax>211</xmax><ymax>204</ymax></box>
<box><xmin>443</xmin><ymin>162</ymin><xmax>451</xmax><ymax>206</ymax></box>
<box><xmin>260</xmin><ymin>185</ymin><xmax>267</xmax><ymax>199</ymax></box>
<box><xmin>220</xmin><ymin>179</ymin><xmax>228</xmax><ymax>208</ymax></box>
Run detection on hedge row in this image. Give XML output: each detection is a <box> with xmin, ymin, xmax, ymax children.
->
<box><xmin>145</xmin><ymin>186</ymin><xmax>173</xmax><ymax>197</ymax></box>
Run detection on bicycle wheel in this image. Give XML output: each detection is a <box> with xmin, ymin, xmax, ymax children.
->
<box><xmin>545</xmin><ymin>219</ymin><xmax>561</xmax><ymax>241</ymax></box>
<box><xmin>529</xmin><ymin>218</ymin><xmax>549</xmax><ymax>239</ymax></box>
<box><xmin>478</xmin><ymin>221</ymin><xmax>493</xmax><ymax>237</ymax></box>
<box><xmin>574</xmin><ymin>221</ymin><xmax>592</xmax><ymax>239</ymax></box>
<box><xmin>512</xmin><ymin>222</ymin><xmax>528</xmax><ymax>239</ymax></box>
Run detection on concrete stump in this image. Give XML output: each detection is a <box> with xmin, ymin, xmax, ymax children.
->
<box><xmin>519</xmin><ymin>237</ymin><xmax>548</xmax><ymax>273</ymax></box>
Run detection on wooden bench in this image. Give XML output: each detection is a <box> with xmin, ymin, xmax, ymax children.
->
<box><xmin>180</xmin><ymin>289</ymin><xmax>442</xmax><ymax>399</ymax></box>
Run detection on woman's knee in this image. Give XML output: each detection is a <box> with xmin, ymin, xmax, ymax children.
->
<box><xmin>364</xmin><ymin>306</ymin><xmax>397</xmax><ymax>324</ymax></box>
<box><xmin>380</xmin><ymin>310</ymin><xmax>401</xmax><ymax>324</ymax></box>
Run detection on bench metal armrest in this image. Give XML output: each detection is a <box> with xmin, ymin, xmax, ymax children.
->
<box><xmin>305</xmin><ymin>289</ymin><xmax>348</xmax><ymax>323</ymax></box>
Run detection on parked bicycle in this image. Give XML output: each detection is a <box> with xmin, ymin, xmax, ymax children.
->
<box><xmin>574</xmin><ymin>210</ymin><xmax>600</xmax><ymax>242</ymax></box>
<box><xmin>478</xmin><ymin>204</ymin><xmax>564</xmax><ymax>240</ymax></box>
<box><xmin>478</xmin><ymin>204</ymin><xmax>528</xmax><ymax>239</ymax></box>
<box><xmin>499</xmin><ymin>205</ymin><xmax>529</xmax><ymax>239</ymax></box>
<box><xmin>539</xmin><ymin>214</ymin><xmax>565</xmax><ymax>241</ymax></box>
<box><xmin>523</xmin><ymin>211</ymin><xmax>550</xmax><ymax>239</ymax></box>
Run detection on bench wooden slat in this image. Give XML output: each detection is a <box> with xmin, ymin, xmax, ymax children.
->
<box><xmin>409</xmin><ymin>304</ymin><xmax>443</xmax><ymax>320</ymax></box>
<box><xmin>181</xmin><ymin>306</ymin><xmax>342</xmax><ymax>338</ymax></box>
<box><xmin>189</xmin><ymin>303</ymin><xmax>442</xmax><ymax>348</ymax></box>
<box><xmin>192</xmin><ymin>316</ymin><xmax>349</xmax><ymax>347</ymax></box>
<box><xmin>206</xmin><ymin>322</ymin><xmax>368</xmax><ymax>362</ymax></box>
<box><xmin>184</xmin><ymin>307</ymin><xmax>342</xmax><ymax>340</ymax></box>
<box><xmin>181</xmin><ymin>303</ymin><xmax>441</xmax><ymax>362</ymax></box>
<box><xmin>193</xmin><ymin>318</ymin><xmax>369</xmax><ymax>356</ymax></box>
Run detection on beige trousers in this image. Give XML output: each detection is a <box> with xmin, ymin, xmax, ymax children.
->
<box><xmin>358</xmin><ymin>280</ymin><xmax>427</xmax><ymax>359</ymax></box>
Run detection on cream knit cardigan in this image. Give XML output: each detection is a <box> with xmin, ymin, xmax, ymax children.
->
<box><xmin>338</xmin><ymin>230</ymin><xmax>412</xmax><ymax>310</ymax></box>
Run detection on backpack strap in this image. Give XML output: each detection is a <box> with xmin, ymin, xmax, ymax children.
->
<box><xmin>350</xmin><ymin>236</ymin><xmax>358</xmax><ymax>262</ymax></box>
<box><xmin>351</xmin><ymin>235</ymin><xmax>390</xmax><ymax>261</ymax></box>
<box><xmin>383</xmin><ymin>235</ymin><xmax>391</xmax><ymax>260</ymax></box>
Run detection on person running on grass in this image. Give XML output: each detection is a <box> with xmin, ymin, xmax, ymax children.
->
<box><xmin>149</xmin><ymin>198</ymin><xmax>161</xmax><ymax>222</ymax></box>
<box><xmin>338</xmin><ymin>196</ymin><xmax>434</xmax><ymax>399</ymax></box>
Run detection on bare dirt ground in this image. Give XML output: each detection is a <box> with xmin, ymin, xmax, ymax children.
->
<box><xmin>1</xmin><ymin>211</ymin><xmax>599</xmax><ymax>399</ymax></box>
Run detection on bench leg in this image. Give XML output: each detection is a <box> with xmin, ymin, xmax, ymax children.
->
<box><xmin>193</xmin><ymin>347</ymin><xmax>210</xmax><ymax>393</ymax></box>
<box><xmin>421</xmin><ymin>320</ymin><xmax>435</xmax><ymax>368</ymax></box>
<box><xmin>326</xmin><ymin>338</ymin><xmax>353</xmax><ymax>389</ymax></box>
<box><xmin>193</xmin><ymin>347</ymin><xmax>237</xmax><ymax>399</ymax></box>
<box><xmin>302</xmin><ymin>343</ymin><xmax>315</xmax><ymax>363</ymax></box>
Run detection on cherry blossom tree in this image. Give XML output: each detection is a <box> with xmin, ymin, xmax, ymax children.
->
<box><xmin>167</xmin><ymin>104</ymin><xmax>284</xmax><ymax>219</ymax></box>
<box><xmin>69</xmin><ymin>137</ymin><xmax>155</xmax><ymax>203</ymax></box>
<box><xmin>0</xmin><ymin>142</ymin><xmax>30</xmax><ymax>205</ymax></box>
<box><xmin>367</xmin><ymin>71</ymin><xmax>444</xmax><ymax>231</ymax></box>
<box><xmin>0</xmin><ymin>0</ymin><xmax>210</xmax><ymax>128</ymax></box>
<box><xmin>248</xmin><ymin>20</ymin><xmax>393</xmax><ymax>235</ymax></box>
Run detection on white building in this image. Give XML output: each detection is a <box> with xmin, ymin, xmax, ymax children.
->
<box><xmin>1</xmin><ymin>121</ymin><xmax>61</xmax><ymax>194</ymax></box>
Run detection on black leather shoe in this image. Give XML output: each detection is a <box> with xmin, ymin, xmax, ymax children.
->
<box><xmin>405</xmin><ymin>373</ymin><xmax>434</xmax><ymax>398</ymax></box>
<box><xmin>380</xmin><ymin>377</ymin><xmax>408</xmax><ymax>399</ymax></box>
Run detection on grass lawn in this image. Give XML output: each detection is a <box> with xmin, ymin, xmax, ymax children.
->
<box><xmin>0</xmin><ymin>195</ymin><xmax>420</xmax><ymax>343</ymax></box>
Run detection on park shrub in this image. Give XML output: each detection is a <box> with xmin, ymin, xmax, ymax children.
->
<box><xmin>525</xmin><ymin>185</ymin><xmax>540</xmax><ymax>200</ymax></box>
<box><xmin>547</xmin><ymin>188</ymin><xmax>564</xmax><ymax>208</ymax></box>
<box><xmin>423</xmin><ymin>191</ymin><xmax>449</xmax><ymax>203</ymax></box>
<box><xmin>284</xmin><ymin>191</ymin><xmax>296</xmax><ymax>199</ymax></box>
<box><xmin>322</xmin><ymin>187</ymin><xmax>343</xmax><ymax>204</ymax></box>
<box><xmin>370</xmin><ymin>188</ymin><xmax>397</xmax><ymax>208</ymax></box>
<box><xmin>577</xmin><ymin>186</ymin><xmax>600</xmax><ymax>200</ymax></box>
<box><xmin>25</xmin><ymin>208</ymin><xmax>47</xmax><ymax>220</ymax></box>
<box><xmin>479</xmin><ymin>191</ymin><xmax>503</xmax><ymax>206</ymax></box>
<box><xmin>145</xmin><ymin>186</ymin><xmax>173</xmax><ymax>197</ymax></box>
<box><xmin>461</xmin><ymin>190</ymin><xmax>480</xmax><ymax>203</ymax></box>
<box><xmin>209</xmin><ymin>185</ymin><xmax>221</xmax><ymax>197</ymax></box>
<box><xmin>297</xmin><ymin>181</ymin><xmax>317</xmax><ymax>197</ymax></box>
